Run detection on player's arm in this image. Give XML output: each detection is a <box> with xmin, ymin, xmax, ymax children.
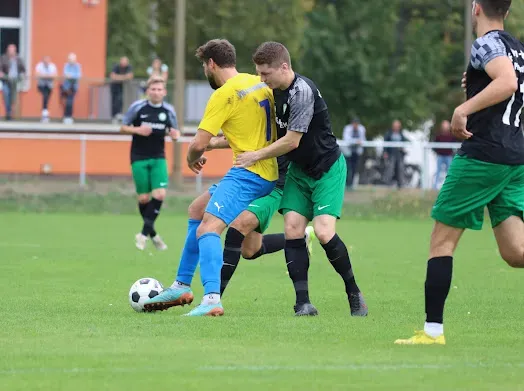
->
<box><xmin>456</xmin><ymin>56</ymin><xmax>517</xmax><ymax>117</ymax></box>
<box><xmin>207</xmin><ymin>136</ymin><xmax>230</xmax><ymax>150</ymax></box>
<box><xmin>235</xmin><ymin>89</ymin><xmax>313</xmax><ymax>167</ymax></box>
<box><xmin>120</xmin><ymin>102</ymin><xmax>151</xmax><ymax>136</ymax></box>
<box><xmin>165</xmin><ymin>104</ymin><xmax>181</xmax><ymax>140</ymax></box>
<box><xmin>187</xmin><ymin>90</ymin><xmax>232</xmax><ymax>172</ymax></box>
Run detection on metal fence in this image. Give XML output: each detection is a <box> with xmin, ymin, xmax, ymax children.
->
<box><xmin>0</xmin><ymin>130</ymin><xmax>462</xmax><ymax>192</ymax></box>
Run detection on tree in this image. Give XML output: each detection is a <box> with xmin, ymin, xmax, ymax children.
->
<box><xmin>106</xmin><ymin>0</ymin><xmax>151</xmax><ymax>76</ymax></box>
<box><xmin>152</xmin><ymin>0</ymin><xmax>308</xmax><ymax>80</ymax></box>
<box><xmin>300</xmin><ymin>0</ymin><xmax>464</xmax><ymax>137</ymax></box>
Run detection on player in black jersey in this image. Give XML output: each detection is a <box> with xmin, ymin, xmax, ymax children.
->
<box><xmin>205</xmin><ymin>136</ymin><xmax>316</xmax><ymax>297</ymax></box>
<box><xmin>235</xmin><ymin>42</ymin><xmax>368</xmax><ymax>317</ymax></box>
<box><xmin>396</xmin><ymin>0</ymin><xmax>524</xmax><ymax>345</ymax></box>
<box><xmin>120</xmin><ymin>76</ymin><xmax>180</xmax><ymax>251</ymax></box>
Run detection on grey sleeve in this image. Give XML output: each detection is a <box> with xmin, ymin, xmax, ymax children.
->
<box><xmin>471</xmin><ymin>32</ymin><xmax>507</xmax><ymax>70</ymax></box>
<box><xmin>165</xmin><ymin>103</ymin><xmax>178</xmax><ymax>129</ymax></box>
<box><xmin>287</xmin><ymin>84</ymin><xmax>315</xmax><ymax>133</ymax></box>
<box><xmin>122</xmin><ymin>100</ymin><xmax>145</xmax><ymax>125</ymax></box>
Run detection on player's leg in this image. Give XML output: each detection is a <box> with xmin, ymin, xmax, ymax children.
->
<box><xmin>220</xmin><ymin>210</ymin><xmax>260</xmax><ymax>296</ymax></box>
<box><xmin>131</xmin><ymin>160</ymin><xmax>153</xmax><ymax>250</ymax></box>
<box><xmin>395</xmin><ymin>156</ymin><xmax>507</xmax><ymax>345</ymax></box>
<box><xmin>143</xmin><ymin>158</ymin><xmax>169</xmax><ymax>250</ymax></box>
<box><xmin>489</xmin><ymin>165</ymin><xmax>524</xmax><ymax>268</ymax></box>
<box><xmin>311</xmin><ymin>154</ymin><xmax>367</xmax><ymax>316</ymax></box>
<box><xmin>186</xmin><ymin>168</ymin><xmax>275</xmax><ymax>316</ymax></box>
<box><xmin>144</xmin><ymin>190</ymin><xmax>210</xmax><ymax>311</ymax></box>
<box><xmin>241</xmin><ymin>188</ymin><xmax>286</xmax><ymax>260</ymax></box>
<box><xmin>279</xmin><ymin>165</ymin><xmax>317</xmax><ymax>316</ymax></box>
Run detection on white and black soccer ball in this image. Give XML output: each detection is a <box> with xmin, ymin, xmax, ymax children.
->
<box><xmin>129</xmin><ymin>277</ymin><xmax>164</xmax><ymax>312</ymax></box>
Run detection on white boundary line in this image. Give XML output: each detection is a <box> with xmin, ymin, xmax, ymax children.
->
<box><xmin>1</xmin><ymin>362</ymin><xmax>524</xmax><ymax>375</ymax></box>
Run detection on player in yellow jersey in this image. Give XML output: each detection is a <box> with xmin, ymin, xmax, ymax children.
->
<box><xmin>144</xmin><ymin>39</ymin><xmax>277</xmax><ymax>316</ymax></box>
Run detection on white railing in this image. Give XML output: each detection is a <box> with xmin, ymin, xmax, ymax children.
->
<box><xmin>0</xmin><ymin>132</ymin><xmax>462</xmax><ymax>191</ymax></box>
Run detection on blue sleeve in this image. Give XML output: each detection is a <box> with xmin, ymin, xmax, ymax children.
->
<box><xmin>123</xmin><ymin>100</ymin><xmax>146</xmax><ymax>125</ymax></box>
<box><xmin>471</xmin><ymin>32</ymin><xmax>507</xmax><ymax>70</ymax></box>
<box><xmin>165</xmin><ymin>103</ymin><xmax>178</xmax><ymax>129</ymax></box>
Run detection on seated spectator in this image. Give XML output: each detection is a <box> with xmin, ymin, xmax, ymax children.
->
<box><xmin>147</xmin><ymin>58</ymin><xmax>168</xmax><ymax>81</ymax></box>
<box><xmin>60</xmin><ymin>53</ymin><xmax>82</xmax><ymax>124</ymax></box>
<box><xmin>0</xmin><ymin>44</ymin><xmax>26</xmax><ymax>120</ymax></box>
<box><xmin>35</xmin><ymin>55</ymin><xmax>57</xmax><ymax>122</ymax></box>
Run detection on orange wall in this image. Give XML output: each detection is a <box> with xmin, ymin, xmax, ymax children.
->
<box><xmin>19</xmin><ymin>0</ymin><xmax>107</xmax><ymax>118</ymax></box>
<box><xmin>0</xmin><ymin>138</ymin><xmax>233</xmax><ymax>178</ymax></box>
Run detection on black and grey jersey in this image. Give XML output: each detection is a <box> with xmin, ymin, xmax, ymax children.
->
<box><xmin>460</xmin><ymin>30</ymin><xmax>524</xmax><ymax>165</ymax></box>
<box><xmin>276</xmin><ymin>155</ymin><xmax>290</xmax><ymax>190</ymax></box>
<box><xmin>273</xmin><ymin>73</ymin><xmax>340</xmax><ymax>179</ymax></box>
<box><xmin>123</xmin><ymin>99</ymin><xmax>178</xmax><ymax>163</ymax></box>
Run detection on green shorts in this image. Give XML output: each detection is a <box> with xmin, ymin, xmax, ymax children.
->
<box><xmin>131</xmin><ymin>158</ymin><xmax>169</xmax><ymax>194</ymax></box>
<box><xmin>432</xmin><ymin>155</ymin><xmax>524</xmax><ymax>230</ymax></box>
<box><xmin>279</xmin><ymin>154</ymin><xmax>346</xmax><ymax>221</ymax></box>
<box><xmin>247</xmin><ymin>187</ymin><xmax>284</xmax><ymax>233</ymax></box>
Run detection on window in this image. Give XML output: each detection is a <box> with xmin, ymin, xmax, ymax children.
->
<box><xmin>0</xmin><ymin>0</ymin><xmax>30</xmax><ymax>91</ymax></box>
<box><xmin>0</xmin><ymin>28</ymin><xmax>20</xmax><ymax>53</ymax></box>
<box><xmin>0</xmin><ymin>1</ymin><xmax>21</xmax><ymax>18</ymax></box>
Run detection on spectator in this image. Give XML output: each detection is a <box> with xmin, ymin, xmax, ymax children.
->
<box><xmin>383</xmin><ymin>119</ymin><xmax>408</xmax><ymax>188</ymax></box>
<box><xmin>147</xmin><ymin>58</ymin><xmax>168</xmax><ymax>81</ymax></box>
<box><xmin>342</xmin><ymin>116</ymin><xmax>366</xmax><ymax>189</ymax></box>
<box><xmin>60</xmin><ymin>53</ymin><xmax>82</xmax><ymax>124</ymax></box>
<box><xmin>35</xmin><ymin>56</ymin><xmax>57</xmax><ymax>122</ymax></box>
<box><xmin>0</xmin><ymin>44</ymin><xmax>26</xmax><ymax>120</ymax></box>
<box><xmin>433</xmin><ymin>120</ymin><xmax>456</xmax><ymax>189</ymax></box>
<box><xmin>110</xmin><ymin>56</ymin><xmax>133</xmax><ymax>122</ymax></box>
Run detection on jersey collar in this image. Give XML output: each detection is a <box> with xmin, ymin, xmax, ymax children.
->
<box><xmin>147</xmin><ymin>101</ymin><xmax>163</xmax><ymax>108</ymax></box>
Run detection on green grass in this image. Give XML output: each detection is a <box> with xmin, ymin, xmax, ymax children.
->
<box><xmin>1</xmin><ymin>212</ymin><xmax>523</xmax><ymax>390</ymax></box>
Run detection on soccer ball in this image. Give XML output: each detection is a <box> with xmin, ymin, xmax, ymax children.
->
<box><xmin>128</xmin><ymin>277</ymin><xmax>164</xmax><ymax>312</ymax></box>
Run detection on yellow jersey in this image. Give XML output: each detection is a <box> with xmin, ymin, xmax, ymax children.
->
<box><xmin>198</xmin><ymin>73</ymin><xmax>278</xmax><ymax>182</ymax></box>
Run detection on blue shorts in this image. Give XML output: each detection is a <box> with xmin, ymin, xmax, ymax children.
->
<box><xmin>206</xmin><ymin>167</ymin><xmax>275</xmax><ymax>225</ymax></box>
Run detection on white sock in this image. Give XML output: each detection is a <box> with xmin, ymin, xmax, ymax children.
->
<box><xmin>424</xmin><ymin>322</ymin><xmax>444</xmax><ymax>338</ymax></box>
<box><xmin>171</xmin><ymin>280</ymin><xmax>189</xmax><ymax>289</ymax></box>
<box><xmin>202</xmin><ymin>293</ymin><xmax>220</xmax><ymax>305</ymax></box>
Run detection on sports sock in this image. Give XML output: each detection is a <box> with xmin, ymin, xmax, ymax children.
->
<box><xmin>244</xmin><ymin>233</ymin><xmax>286</xmax><ymax>260</ymax></box>
<box><xmin>425</xmin><ymin>256</ymin><xmax>453</xmax><ymax>330</ymax></box>
<box><xmin>424</xmin><ymin>322</ymin><xmax>444</xmax><ymax>338</ymax></box>
<box><xmin>202</xmin><ymin>293</ymin><xmax>221</xmax><ymax>305</ymax></box>
<box><xmin>199</xmin><ymin>232</ymin><xmax>223</xmax><ymax>296</ymax></box>
<box><xmin>285</xmin><ymin>238</ymin><xmax>310</xmax><ymax>305</ymax></box>
<box><xmin>220</xmin><ymin>228</ymin><xmax>245</xmax><ymax>295</ymax></box>
<box><xmin>141</xmin><ymin>198</ymin><xmax>162</xmax><ymax>237</ymax></box>
<box><xmin>321</xmin><ymin>234</ymin><xmax>360</xmax><ymax>296</ymax></box>
<box><xmin>175</xmin><ymin>219</ymin><xmax>201</xmax><ymax>285</ymax></box>
<box><xmin>138</xmin><ymin>202</ymin><xmax>157</xmax><ymax>237</ymax></box>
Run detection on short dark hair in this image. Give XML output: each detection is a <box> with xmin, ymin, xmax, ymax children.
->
<box><xmin>195</xmin><ymin>39</ymin><xmax>236</xmax><ymax>68</ymax></box>
<box><xmin>252</xmin><ymin>42</ymin><xmax>291</xmax><ymax>68</ymax></box>
<box><xmin>477</xmin><ymin>0</ymin><xmax>511</xmax><ymax>19</ymax></box>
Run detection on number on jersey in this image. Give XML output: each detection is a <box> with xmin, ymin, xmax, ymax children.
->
<box><xmin>259</xmin><ymin>99</ymin><xmax>271</xmax><ymax>141</ymax></box>
<box><xmin>503</xmin><ymin>81</ymin><xmax>524</xmax><ymax>127</ymax></box>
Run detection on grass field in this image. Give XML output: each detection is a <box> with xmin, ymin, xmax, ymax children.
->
<box><xmin>2</xmin><ymin>212</ymin><xmax>524</xmax><ymax>390</ymax></box>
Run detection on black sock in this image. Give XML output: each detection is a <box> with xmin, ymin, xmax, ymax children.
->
<box><xmin>285</xmin><ymin>238</ymin><xmax>310</xmax><ymax>305</ymax></box>
<box><xmin>220</xmin><ymin>227</ymin><xmax>245</xmax><ymax>296</ymax></box>
<box><xmin>244</xmin><ymin>233</ymin><xmax>286</xmax><ymax>260</ymax></box>
<box><xmin>425</xmin><ymin>256</ymin><xmax>453</xmax><ymax>324</ymax></box>
<box><xmin>321</xmin><ymin>234</ymin><xmax>360</xmax><ymax>296</ymax></box>
<box><xmin>138</xmin><ymin>202</ymin><xmax>157</xmax><ymax>237</ymax></box>
<box><xmin>141</xmin><ymin>198</ymin><xmax>163</xmax><ymax>237</ymax></box>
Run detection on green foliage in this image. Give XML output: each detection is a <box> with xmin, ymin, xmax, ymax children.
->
<box><xmin>106</xmin><ymin>0</ymin><xmax>524</xmax><ymax>136</ymax></box>
<box><xmin>150</xmin><ymin>0</ymin><xmax>308</xmax><ymax>80</ymax></box>
<box><xmin>300</xmin><ymin>0</ymin><xmax>465</xmax><ymax>136</ymax></box>
<box><xmin>106</xmin><ymin>0</ymin><xmax>151</xmax><ymax>76</ymax></box>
